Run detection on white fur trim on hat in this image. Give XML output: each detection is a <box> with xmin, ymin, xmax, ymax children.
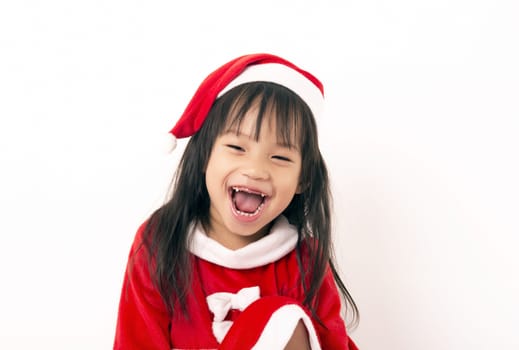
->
<box><xmin>218</xmin><ymin>63</ymin><xmax>324</xmax><ymax>119</ymax></box>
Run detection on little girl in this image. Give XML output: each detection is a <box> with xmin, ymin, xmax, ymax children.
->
<box><xmin>114</xmin><ymin>53</ymin><xmax>359</xmax><ymax>349</ymax></box>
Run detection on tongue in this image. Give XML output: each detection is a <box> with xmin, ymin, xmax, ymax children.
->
<box><xmin>234</xmin><ymin>191</ymin><xmax>263</xmax><ymax>213</ymax></box>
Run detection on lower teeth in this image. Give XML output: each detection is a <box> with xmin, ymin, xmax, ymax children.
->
<box><xmin>235</xmin><ymin>203</ymin><xmax>263</xmax><ymax>216</ymax></box>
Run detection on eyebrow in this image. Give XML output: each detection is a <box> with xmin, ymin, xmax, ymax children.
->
<box><xmin>223</xmin><ymin>129</ymin><xmax>300</xmax><ymax>151</ymax></box>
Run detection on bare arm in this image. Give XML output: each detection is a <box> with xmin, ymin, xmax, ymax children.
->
<box><xmin>284</xmin><ymin>319</ymin><xmax>311</xmax><ymax>350</ymax></box>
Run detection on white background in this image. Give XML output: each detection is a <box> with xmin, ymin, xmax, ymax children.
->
<box><xmin>1</xmin><ymin>1</ymin><xmax>518</xmax><ymax>349</ymax></box>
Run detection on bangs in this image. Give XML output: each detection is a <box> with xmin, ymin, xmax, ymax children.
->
<box><xmin>216</xmin><ymin>82</ymin><xmax>314</xmax><ymax>150</ymax></box>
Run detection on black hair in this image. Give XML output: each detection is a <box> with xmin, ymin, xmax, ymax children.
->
<box><xmin>139</xmin><ymin>81</ymin><xmax>359</xmax><ymax>327</ymax></box>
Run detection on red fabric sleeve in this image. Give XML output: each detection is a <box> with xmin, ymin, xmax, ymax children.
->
<box><xmin>113</xmin><ymin>224</ymin><xmax>171</xmax><ymax>350</ymax></box>
<box><xmin>313</xmin><ymin>265</ymin><xmax>359</xmax><ymax>350</ymax></box>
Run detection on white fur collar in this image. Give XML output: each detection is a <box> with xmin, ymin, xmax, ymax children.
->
<box><xmin>188</xmin><ymin>216</ymin><xmax>298</xmax><ymax>269</ymax></box>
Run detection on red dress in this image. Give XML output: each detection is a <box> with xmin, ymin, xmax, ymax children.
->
<box><xmin>114</xmin><ymin>216</ymin><xmax>358</xmax><ymax>350</ymax></box>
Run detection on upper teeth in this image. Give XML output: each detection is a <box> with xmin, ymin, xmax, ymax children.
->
<box><xmin>232</xmin><ymin>187</ymin><xmax>265</xmax><ymax>197</ymax></box>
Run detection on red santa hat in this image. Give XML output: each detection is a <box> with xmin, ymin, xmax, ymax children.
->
<box><xmin>167</xmin><ymin>53</ymin><xmax>325</xmax><ymax>151</ymax></box>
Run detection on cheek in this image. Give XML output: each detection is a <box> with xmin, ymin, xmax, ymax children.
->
<box><xmin>205</xmin><ymin>151</ymin><xmax>221</xmax><ymax>177</ymax></box>
<box><xmin>205</xmin><ymin>151</ymin><xmax>230</xmax><ymax>194</ymax></box>
<box><xmin>204</xmin><ymin>171</ymin><xmax>222</xmax><ymax>208</ymax></box>
<box><xmin>204</xmin><ymin>158</ymin><xmax>219</xmax><ymax>194</ymax></box>
<box><xmin>278</xmin><ymin>169</ymin><xmax>302</xmax><ymax>194</ymax></box>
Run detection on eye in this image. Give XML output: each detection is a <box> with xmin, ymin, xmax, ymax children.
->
<box><xmin>226</xmin><ymin>144</ymin><xmax>245</xmax><ymax>152</ymax></box>
<box><xmin>272</xmin><ymin>155</ymin><xmax>292</xmax><ymax>162</ymax></box>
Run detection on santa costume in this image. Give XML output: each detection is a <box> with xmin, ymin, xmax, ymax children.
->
<box><xmin>114</xmin><ymin>53</ymin><xmax>358</xmax><ymax>349</ymax></box>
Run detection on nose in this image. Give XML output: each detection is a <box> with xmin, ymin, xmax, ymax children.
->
<box><xmin>241</xmin><ymin>162</ymin><xmax>270</xmax><ymax>181</ymax></box>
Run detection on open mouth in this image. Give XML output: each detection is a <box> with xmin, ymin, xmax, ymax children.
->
<box><xmin>230</xmin><ymin>186</ymin><xmax>267</xmax><ymax>217</ymax></box>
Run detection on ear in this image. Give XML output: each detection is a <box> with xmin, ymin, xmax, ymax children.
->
<box><xmin>295</xmin><ymin>182</ymin><xmax>307</xmax><ymax>194</ymax></box>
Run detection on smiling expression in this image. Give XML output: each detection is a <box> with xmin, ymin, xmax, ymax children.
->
<box><xmin>204</xmin><ymin>104</ymin><xmax>302</xmax><ymax>250</ymax></box>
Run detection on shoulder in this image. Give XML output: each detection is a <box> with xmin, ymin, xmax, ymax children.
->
<box><xmin>125</xmin><ymin>220</ymin><xmax>155</xmax><ymax>274</ymax></box>
<box><xmin>128</xmin><ymin>221</ymin><xmax>149</xmax><ymax>253</ymax></box>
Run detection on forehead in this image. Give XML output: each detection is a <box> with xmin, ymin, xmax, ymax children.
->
<box><xmin>223</xmin><ymin>100</ymin><xmax>301</xmax><ymax>148</ymax></box>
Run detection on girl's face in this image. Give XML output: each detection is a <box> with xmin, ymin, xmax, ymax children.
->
<box><xmin>204</xmin><ymin>105</ymin><xmax>302</xmax><ymax>250</ymax></box>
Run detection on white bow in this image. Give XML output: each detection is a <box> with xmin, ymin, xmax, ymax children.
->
<box><xmin>206</xmin><ymin>286</ymin><xmax>260</xmax><ymax>343</ymax></box>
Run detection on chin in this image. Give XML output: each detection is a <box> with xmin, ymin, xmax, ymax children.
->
<box><xmin>226</xmin><ymin>218</ymin><xmax>271</xmax><ymax>238</ymax></box>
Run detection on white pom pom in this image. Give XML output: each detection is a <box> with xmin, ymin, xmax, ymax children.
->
<box><xmin>164</xmin><ymin>133</ymin><xmax>177</xmax><ymax>153</ymax></box>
